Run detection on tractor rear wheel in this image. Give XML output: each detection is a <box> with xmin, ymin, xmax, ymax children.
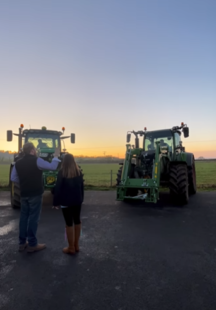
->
<box><xmin>11</xmin><ymin>181</ymin><xmax>21</xmax><ymax>209</ymax></box>
<box><xmin>188</xmin><ymin>160</ymin><xmax>197</xmax><ymax>195</ymax></box>
<box><xmin>169</xmin><ymin>164</ymin><xmax>189</xmax><ymax>205</ymax></box>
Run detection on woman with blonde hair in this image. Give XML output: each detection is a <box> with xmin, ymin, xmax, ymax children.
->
<box><xmin>53</xmin><ymin>153</ymin><xmax>84</xmax><ymax>254</ymax></box>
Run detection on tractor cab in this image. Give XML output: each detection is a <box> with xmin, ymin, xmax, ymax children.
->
<box><xmin>23</xmin><ymin>129</ymin><xmax>61</xmax><ymax>162</ymax></box>
<box><xmin>144</xmin><ymin>129</ymin><xmax>174</xmax><ymax>153</ymax></box>
<box><xmin>142</xmin><ymin>127</ymin><xmax>187</xmax><ymax>159</ymax></box>
<box><xmin>7</xmin><ymin>125</ymin><xmax>76</xmax><ymax>161</ymax></box>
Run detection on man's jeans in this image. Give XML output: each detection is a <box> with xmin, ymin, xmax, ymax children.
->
<box><xmin>19</xmin><ymin>195</ymin><xmax>43</xmax><ymax>247</ymax></box>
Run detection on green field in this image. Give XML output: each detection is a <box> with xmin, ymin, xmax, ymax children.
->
<box><xmin>0</xmin><ymin>163</ymin><xmax>120</xmax><ymax>187</ymax></box>
<box><xmin>0</xmin><ymin>162</ymin><xmax>215</xmax><ymax>189</ymax></box>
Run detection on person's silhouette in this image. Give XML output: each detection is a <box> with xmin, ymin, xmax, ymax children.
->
<box><xmin>160</xmin><ymin>139</ymin><xmax>168</xmax><ymax>147</ymax></box>
<box><xmin>37</xmin><ymin>139</ymin><xmax>48</xmax><ymax>148</ymax></box>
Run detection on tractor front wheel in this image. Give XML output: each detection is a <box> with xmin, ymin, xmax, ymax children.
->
<box><xmin>169</xmin><ymin>164</ymin><xmax>189</xmax><ymax>205</ymax></box>
<box><xmin>116</xmin><ymin>166</ymin><xmax>123</xmax><ymax>186</ymax></box>
<box><xmin>10</xmin><ymin>181</ymin><xmax>21</xmax><ymax>209</ymax></box>
<box><xmin>9</xmin><ymin>165</ymin><xmax>21</xmax><ymax>209</ymax></box>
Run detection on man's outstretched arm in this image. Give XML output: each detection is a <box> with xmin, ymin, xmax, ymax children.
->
<box><xmin>37</xmin><ymin>157</ymin><xmax>61</xmax><ymax>170</ymax></box>
<box><xmin>37</xmin><ymin>147</ymin><xmax>61</xmax><ymax>170</ymax></box>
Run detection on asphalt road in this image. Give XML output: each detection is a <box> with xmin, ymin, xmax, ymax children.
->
<box><xmin>0</xmin><ymin>190</ymin><xmax>216</xmax><ymax>310</ymax></box>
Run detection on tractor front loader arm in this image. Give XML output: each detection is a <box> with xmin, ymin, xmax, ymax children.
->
<box><xmin>120</xmin><ymin>144</ymin><xmax>132</xmax><ymax>186</ymax></box>
<box><xmin>116</xmin><ymin>143</ymin><xmax>162</xmax><ymax>203</ymax></box>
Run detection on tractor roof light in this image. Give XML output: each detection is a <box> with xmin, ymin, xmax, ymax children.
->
<box><xmin>20</xmin><ymin>124</ymin><xmax>24</xmax><ymax>128</ymax></box>
<box><xmin>62</xmin><ymin>127</ymin><xmax>65</xmax><ymax>131</ymax></box>
<box><xmin>144</xmin><ymin>127</ymin><xmax>147</xmax><ymax>131</ymax></box>
<box><xmin>181</xmin><ymin>122</ymin><xmax>184</xmax><ymax>126</ymax></box>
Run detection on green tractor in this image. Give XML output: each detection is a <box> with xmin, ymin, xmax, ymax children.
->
<box><xmin>116</xmin><ymin>123</ymin><xmax>196</xmax><ymax>205</ymax></box>
<box><xmin>7</xmin><ymin>124</ymin><xmax>79</xmax><ymax>209</ymax></box>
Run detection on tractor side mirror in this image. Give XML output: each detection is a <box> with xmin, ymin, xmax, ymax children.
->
<box><xmin>126</xmin><ymin>133</ymin><xmax>131</xmax><ymax>143</ymax></box>
<box><xmin>71</xmin><ymin>133</ymin><xmax>75</xmax><ymax>143</ymax></box>
<box><xmin>183</xmin><ymin>127</ymin><xmax>189</xmax><ymax>138</ymax></box>
<box><xmin>7</xmin><ymin>130</ymin><xmax>13</xmax><ymax>141</ymax></box>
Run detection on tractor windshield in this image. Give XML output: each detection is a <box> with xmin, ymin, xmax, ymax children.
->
<box><xmin>144</xmin><ymin>130</ymin><xmax>173</xmax><ymax>152</ymax></box>
<box><xmin>25</xmin><ymin>133</ymin><xmax>60</xmax><ymax>150</ymax></box>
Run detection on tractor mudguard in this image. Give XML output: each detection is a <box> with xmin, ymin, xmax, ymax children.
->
<box><xmin>174</xmin><ymin>152</ymin><xmax>194</xmax><ymax>167</ymax></box>
<box><xmin>184</xmin><ymin>152</ymin><xmax>195</xmax><ymax>167</ymax></box>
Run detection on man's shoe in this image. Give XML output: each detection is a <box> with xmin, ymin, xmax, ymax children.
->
<box><xmin>19</xmin><ymin>242</ymin><xmax>28</xmax><ymax>252</ymax></box>
<box><xmin>27</xmin><ymin>244</ymin><xmax>46</xmax><ymax>253</ymax></box>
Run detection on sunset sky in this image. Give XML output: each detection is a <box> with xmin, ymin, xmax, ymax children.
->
<box><xmin>0</xmin><ymin>0</ymin><xmax>215</xmax><ymax>158</ymax></box>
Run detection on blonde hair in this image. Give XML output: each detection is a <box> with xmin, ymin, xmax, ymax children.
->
<box><xmin>61</xmin><ymin>153</ymin><xmax>80</xmax><ymax>178</ymax></box>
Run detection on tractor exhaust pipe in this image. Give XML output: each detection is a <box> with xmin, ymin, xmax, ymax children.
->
<box><xmin>18</xmin><ymin>127</ymin><xmax>23</xmax><ymax>152</ymax></box>
<box><xmin>135</xmin><ymin>137</ymin><xmax>139</xmax><ymax>149</ymax></box>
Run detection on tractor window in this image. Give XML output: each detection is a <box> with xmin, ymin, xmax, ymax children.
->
<box><xmin>25</xmin><ymin>133</ymin><xmax>60</xmax><ymax>149</ymax></box>
<box><xmin>144</xmin><ymin>130</ymin><xmax>174</xmax><ymax>152</ymax></box>
<box><xmin>55</xmin><ymin>139</ymin><xmax>59</xmax><ymax>148</ymax></box>
<box><xmin>174</xmin><ymin>133</ymin><xmax>181</xmax><ymax>147</ymax></box>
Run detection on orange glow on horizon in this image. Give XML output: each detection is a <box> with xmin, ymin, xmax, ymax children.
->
<box><xmin>0</xmin><ymin>139</ymin><xmax>216</xmax><ymax>159</ymax></box>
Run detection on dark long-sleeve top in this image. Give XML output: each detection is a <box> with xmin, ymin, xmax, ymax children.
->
<box><xmin>11</xmin><ymin>156</ymin><xmax>60</xmax><ymax>183</ymax></box>
<box><xmin>53</xmin><ymin>170</ymin><xmax>84</xmax><ymax>207</ymax></box>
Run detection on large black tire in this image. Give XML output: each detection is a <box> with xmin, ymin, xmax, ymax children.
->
<box><xmin>169</xmin><ymin>164</ymin><xmax>189</xmax><ymax>205</ymax></box>
<box><xmin>78</xmin><ymin>165</ymin><xmax>85</xmax><ymax>202</ymax></box>
<box><xmin>116</xmin><ymin>166</ymin><xmax>123</xmax><ymax>186</ymax></box>
<box><xmin>78</xmin><ymin>165</ymin><xmax>84</xmax><ymax>182</ymax></box>
<box><xmin>11</xmin><ymin>181</ymin><xmax>21</xmax><ymax>209</ymax></box>
<box><xmin>188</xmin><ymin>160</ymin><xmax>197</xmax><ymax>195</ymax></box>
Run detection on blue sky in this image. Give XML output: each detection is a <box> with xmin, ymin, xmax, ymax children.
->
<box><xmin>0</xmin><ymin>0</ymin><xmax>216</xmax><ymax>157</ymax></box>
